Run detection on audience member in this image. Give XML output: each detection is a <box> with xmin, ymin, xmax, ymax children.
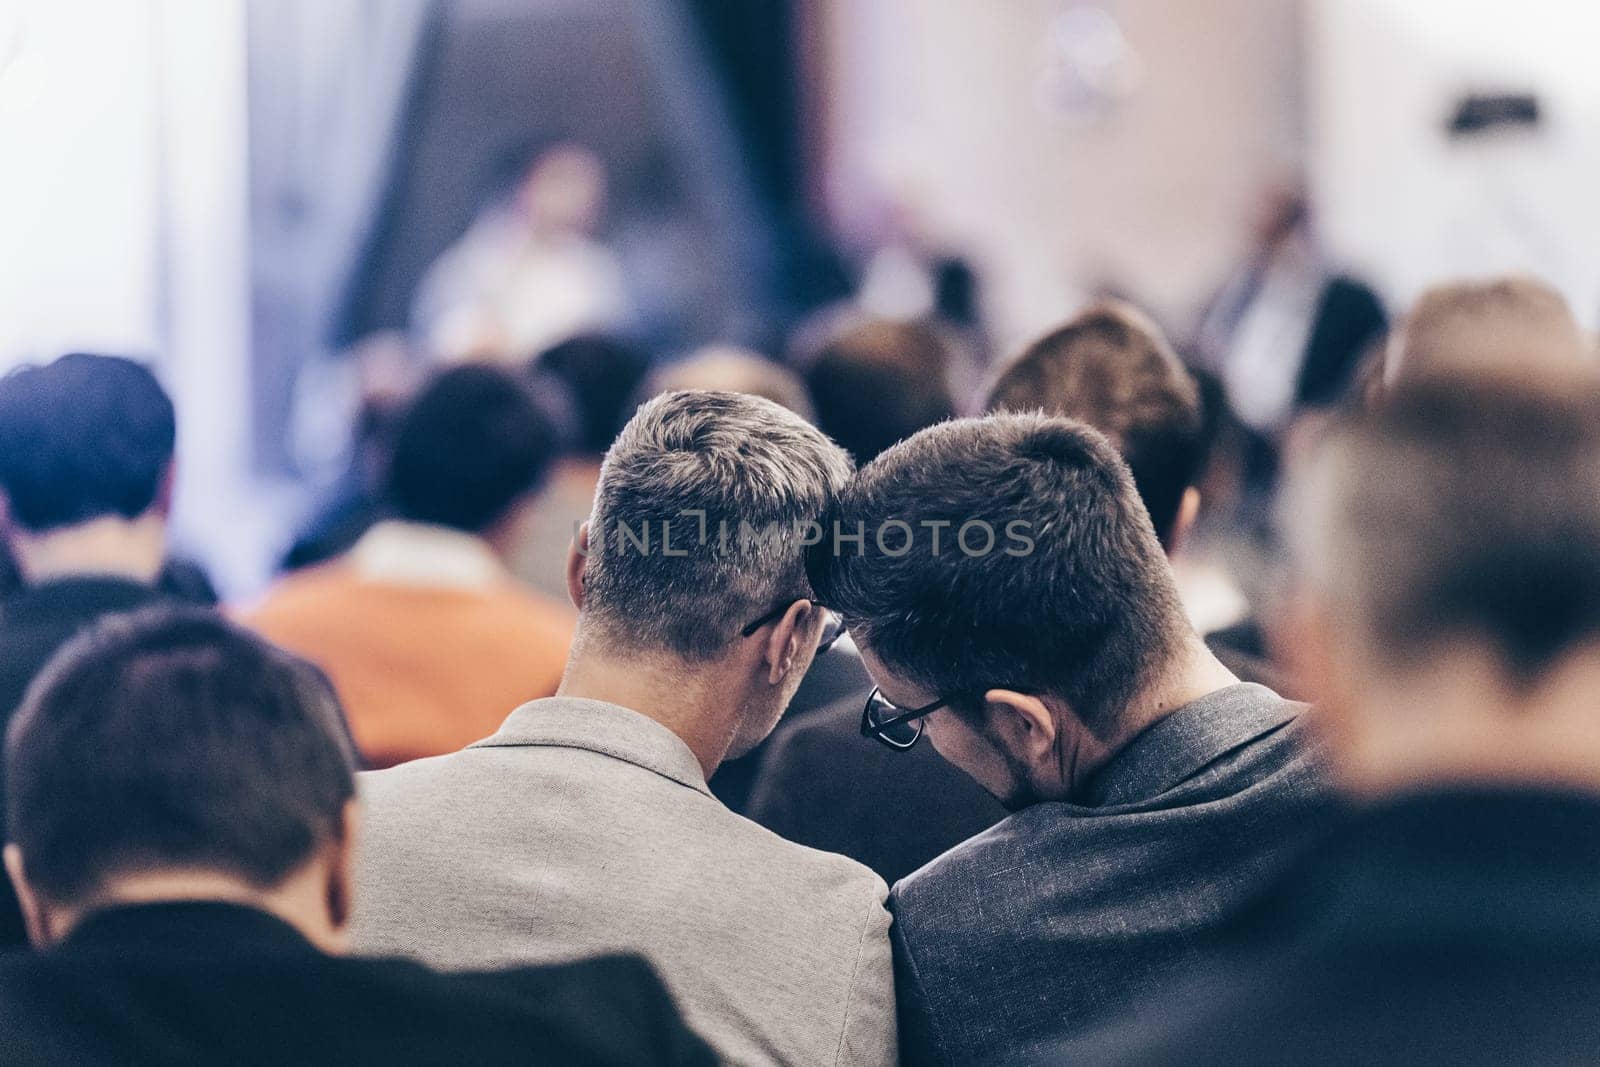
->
<box><xmin>0</xmin><ymin>353</ymin><xmax>189</xmax><ymax>948</ymax></box>
<box><xmin>647</xmin><ymin>344</ymin><xmax>814</xmax><ymax>419</ymax></box>
<box><xmin>807</xmin><ymin>413</ymin><xmax>1327</xmax><ymax>1064</ymax></box>
<box><xmin>246</xmin><ymin>366</ymin><xmax>574</xmax><ymax>769</ymax></box>
<box><xmin>802</xmin><ymin>317</ymin><xmax>958</xmax><ymax>465</ymax></box>
<box><xmin>1384</xmin><ymin>273</ymin><xmax>1593</xmax><ymax>387</ymax></box>
<box><xmin>709</xmin><ymin>317</ymin><xmax>966</xmax><ymax>815</ymax></box>
<box><xmin>0</xmin><ymin>609</ymin><xmax>712</xmax><ymax>1065</ymax></box>
<box><xmin>1077</xmin><ymin>374</ymin><xmax>1600</xmax><ymax>1064</ymax></box>
<box><xmin>352</xmin><ymin>391</ymin><xmax>896</xmax><ymax>1066</ymax></box>
<box><xmin>989</xmin><ymin>302</ymin><xmax>1205</xmax><ymax>547</ymax></box>
<box><xmin>282</xmin><ymin>332</ymin><xmax>419</xmax><ymax>571</ymax></box>
<box><xmin>1194</xmin><ymin>184</ymin><xmax>1387</xmax><ymax>435</ymax></box>
<box><xmin>634</xmin><ymin>340</ymin><xmax>862</xmax><ymax>811</ymax></box>
<box><xmin>748</xmin><ymin>301</ymin><xmax>1289</xmax><ymax>884</ymax></box>
<box><xmin>512</xmin><ymin>333</ymin><xmax>652</xmax><ymax>601</ymax></box>
<box><xmin>987</xmin><ymin>303</ymin><xmax>1274</xmax><ymax>678</ymax></box>
<box><xmin>412</xmin><ymin>143</ymin><xmax>628</xmax><ymax>363</ymax></box>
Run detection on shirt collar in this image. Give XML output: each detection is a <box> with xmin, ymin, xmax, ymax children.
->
<box><xmin>63</xmin><ymin>901</ymin><xmax>316</xmax><ymax>956</ymax></box>
<box><xmin>3</xmin><ymin>575</ymin><xmax>165</xmax><ymax>619</ymax></box>
<box><xmin>348</xmin><ymin>520</ymin><xmax>506</xmax><ymax>589</ymax></box>
<box><xmin>470</xmin><ymin>696</ymin><xmax>713</xmax><ymax>798</ymax></box>
<box><xmin>1083</xmin><ymin>683</ymin><xmax>1300</xmax><ymax>807</ymax></box>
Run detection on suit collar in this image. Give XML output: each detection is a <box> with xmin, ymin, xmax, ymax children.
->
<box><xmin>471</xmin><ymin>696</ymin><xmax>713</xmax><ymax>798</ymax></box>
<box><xmin>1083</xmin><ymin>683</ymin><xmax>1299</xmax><ymax>807</ymax></box>
<box><xmin>347</xmin><ymin>520</ymin><xmax>508</xmax><ymax>590</ymax></box>
<box><xmin>62</xmin><ymin>901</ymin><xmax>317</xmax><ymax>956</ymax></box>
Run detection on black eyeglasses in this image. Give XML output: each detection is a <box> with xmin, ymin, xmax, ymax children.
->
<box><xmin>859</xmin><ymin>687</ymin><xmax>952</xmax><ymax>751</ymax></box>
<box><xmin>860</xmin><ymin>683</ymin><xmax>1030</xmax><ymax>750</ymax></box>
<box><xmin>740</xmin><ymin>602</ymin><xmax>845</xmax><ymax>655</ymax></box>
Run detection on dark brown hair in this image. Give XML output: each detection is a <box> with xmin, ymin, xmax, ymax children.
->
<box><xmin>985</xmin><ymin>302</ymin><xmax>1204</xmax><ymax>544</ymax></box>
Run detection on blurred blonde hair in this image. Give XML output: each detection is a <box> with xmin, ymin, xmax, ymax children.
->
<box><xmin>646</xmin><ymin>346</ymin><xmax>813</xmax><ymax>422</ymax></box>
<box><xmin>1387</xmin><ymin>274</ymin><xmax>1593</xmax><ymax>387</ymax></box>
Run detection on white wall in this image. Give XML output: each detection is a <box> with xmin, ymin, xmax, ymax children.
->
<box><xmin>1309</xmin><ymin>0</ymin><xmax>1600</xmax><ymax>326</ymax></box>
<box><xmin>0</xmin><ymin>0</ymin><xmax>275</xmax><ymax>595</ymax></box>
<box><xmin>0</xmin><ymin>1</ymin><xmax>163</xmax><ymax>362</ymax></box>
<box><xmin>813</xmin><ymin>0</ymin><xmax>1304</xmax><ymax>349</ymax></box>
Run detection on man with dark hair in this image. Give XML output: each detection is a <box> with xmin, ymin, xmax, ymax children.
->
<box><xmin>806</xmin><ymin>413</ymin><xmax>1325</xmax><ymax>1064</ymax></box>
<box><xmin>535</xmin><ymin>332</ymin><xmax>653</xmax><ymax>456</ymax></box>
<box><xmin>747</xmin><ymin>302</ymin><xmax>1279</xmax><ymax>885</ymax></box>
<box><xmin>985</xmin><ymin>301</ymin><xmax>1205</xmax><ymax>546</ymax></box>
<box><xmin>1078</xmin><ymin>373</ymin><xmax>1600</xmax><ymax>1065</ymax></box>
<box><xmin>354</xmin><ymin>392</ymin><xmax>896</xmax><ymax>1066</ymax></box>
<box><xmin>0</xmin><ymin>608</ymin><xmax>712</xmax><ymax>1065</ymax></box>
<box><xmin>802</xmin><ymin>317</ymin><xmax>958</xmax><ymax>464</ymax></box>
<box><xmin>0</xmin><ymin>353</ymin><xmax>188</xmax><ymax>947</ymax></box>
<box><xmin>247</xmin><ymin>365</ymin><xmax>574</xmax><ymax>768</ymax></box>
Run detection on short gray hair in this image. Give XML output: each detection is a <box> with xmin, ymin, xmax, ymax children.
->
<box><xmin>583</xmin><ymin>390</ymin><xmax>852</xmax><ymax>660</ymax></box>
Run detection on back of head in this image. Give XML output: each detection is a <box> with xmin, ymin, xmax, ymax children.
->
<box><xmin>6</xmin><ymin>608</ymin><xmax>354</xmax><ymax>907</ymax></box>
<box><xmin>985</xmin><ymin>302</ymin><xmax>1204</xmax><ymax>542</ymax></box>
<box><xmin>535</xmin><ymin>333</ymin><xmax>652</xmax><ymax>457</ymax></box>
<box><xmin>1288</xmin><ymin>372</ymin><xmax>1600</xmax><ymax>683</ymax></box>
<box><xmin>583</xmin><ymin>390</ymin><xmax>852</xmax><ymax>661</ymax></box>
<box><xmin>808</xmin><ymin>413</ymin><xmax>1187</xmax><ymax>735</ymax></box>
<box><xmin>1388</xmin><ymin>275</ymin><xmax>1592</xmax><ymax>387</ymax></box>
<box><xmin>0</xmin><ymin>354</ymin><xmax>175</xmax><ymax>532</ymax></box>
<box><xmin>648</xmin><ymin>346</ymin><xmax>814</xmax><ymax>421</ymax></box>
<box><xmin>803</xmin><ymin>318</ymin><xmax>956</xmax><ymax>464</ymax></box>
<box><xmin>386</xmin><ymin>364</ymin><xmax>557</xmax><ymax>533</ymax></box>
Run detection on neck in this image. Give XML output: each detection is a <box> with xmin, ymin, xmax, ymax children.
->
<box><xmin>10</xmin><ymin>514</ymin><xmax>166</xmax><ymax>585</ymax></box>
<box><xmin>557</xmin><ymin>629</ymin><xmax>747</xmax><ymax>780</ymax></box>
<box><xmin>1335</xmin><ymin>647</ymin><xmax>1600</xmax><ymax>800</ymax></box>
<box><xmin>1072</xmin><ymin>635</ymin><xmax>1240</xmax><ymax>792</ymax></box>
<box><xmin>45</xmin><ymin>867</ymin><xmax>342</xmax><ymax>953</ymax></box>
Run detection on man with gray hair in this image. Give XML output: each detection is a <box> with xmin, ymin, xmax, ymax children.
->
<box><xmin>353</xmin><ymin>391</ymin><xmax>895</xmax><ymax>1066</ymax></box>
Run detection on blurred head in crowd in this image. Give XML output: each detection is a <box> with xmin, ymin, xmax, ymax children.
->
<box><xmin>802</xmin><ymin>318</ymin><xmax>956</xmax><ymax>464</ymax></box>
<box><xmin>535</xmin><ymin>333</ymin><xmax>652</xmax><ymax>459</ymax></box>
<box><xmin>385</xmin><ymin>365</ymin><xmax>557</xmax><ymax>551</ymax></box>
<box><xmin>986</xmin><ymin>302</ymin><xmax>1205</xmax><ymax>549</ymax></box>
<box><xmin>5</xmin><ymin>609</ymin><xmax>356</xmax><ymax>949</ymax></box>
<box><xmin>567</xmin><ymin>391</ymin><xmax>851</xmax><ymax>772</ymax></box>
<box><xmin>519</xmin><ymin>143</ymin><xmax>607</xmax><ymax>236</ymax></box>
<box><xmin>1282</xmin><ymin>373</ymin><xmax>1600</xmax><ymax>796</ymax></box>
<box><xmin>0</xmin><ymin>354</ymin><xmax>175</xmax><ymax>585</ymax></box>
<box><xmin>1386</xmin><ymin>275</ymin><xmax>1591</xmax><ymax>387</ymax></box>
<box><xmin>647</xmin><ymin>346</ymin><xmax>813</xmax><ymax>421</ymax></box>
<box><xmin>809</xmin><ymin>413</ymin><xmax>1197</xmax><ymax>808</ymax></box>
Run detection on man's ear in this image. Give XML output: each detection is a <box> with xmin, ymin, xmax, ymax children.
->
<box><xmin>762</xmin><ymin>599</ymin><xmax>814</xmax><ymax>686</ymax></box>
<box><xmin>152</xmin><ymin>460</ymin><xmax>177</xmax><ymax>519</ymax></box>
<box><xmin>980</xmin><ymin>688</ymin><xmax>1057</xmax><ymax>767</ymax></box>
<box><xmin>565</xmin><ymin>523</ymin><xmax>591</xmax><ymax>610</ymax></box>
<box><xmin>1166</xmin><ymin>486</ymin><xmax>1202</xmax><ymax>555</ymax></box>
<box><xmin>325</xmin><ymin>799</ymin><xmax>360</xmax><ymax>944</ymax></box>
<box><xmin>5</xmin><ymin>845</ymin><xmax>52</xmax><ymax>949</ymax></box>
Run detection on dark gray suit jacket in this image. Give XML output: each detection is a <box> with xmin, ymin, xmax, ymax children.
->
<box><xmin>888</xmin><ymin>683</ymin><xmax>1329</xmax><ymax>1066</ymax></box>
<box><xmin>1063</xmin><ymin>788</ymin><xmax>1600</xmax><ymax>1066</ymax></box>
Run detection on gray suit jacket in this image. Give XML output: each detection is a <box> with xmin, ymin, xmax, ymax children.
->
<box><xmin>890</xmin><ymin>683</ymin><xmax>1329</xmax><ymax>1066</ymax></box>
<box><xmin>352</xmin><ymin>696</ymin><xmax>896</xmax><ymax>1067</ymax></box>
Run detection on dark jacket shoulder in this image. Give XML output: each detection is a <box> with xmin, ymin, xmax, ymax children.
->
<box><xmin>0</xmin><ymin>903</ymin><xmax>716</xmax><ymax>1066</ymax></box>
